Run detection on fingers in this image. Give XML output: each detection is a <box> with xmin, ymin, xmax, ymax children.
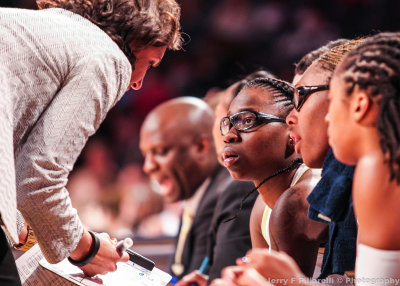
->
<box><xmin>241</xmin><ymin>249</ymin><xmax>305</xmax><ymax>283</ymax></box>
<box><xmin>110</xmin><ymin>237</ymin><xmax>118</xmax><ymax>246</ymax></box>
<box><xmin>176</xmin><ymin>273</ymin><xmax>195</xmax><ymax>286</ymax></box>
<box><xmin>119</xmin><ymin>250</ymin><xmax>130</xmax><ymax>263</ymax></box>
<box><xmin>178</xmin><ymin>270</ymin><xmax>209</xmax><ymax>286</ymax></box>
<box><xmin>210</xmin><ymin>278</ymin><xmax>237</xmax><ymax>286</ymax></box>
<box><xmin>237</xmin><ymin>268</ymin><xmax>272</xmax><ymax>286</ymax></box>
<box><xmin>221</xmin><ymin>265</ymin><xmax>244</xmax><ymax>283</ymax></box>
<box><xmin>98</xmin><ymin>232</ymin><xmax>111</xmax><ymax>240</ymax></box>
<box><xmin>236</xmin><ymin>255</ymin><xmax>251</xmax><ymax>266</ymax></box>
<box><xmin>80</xmin><ymin>263</ymin><xmax>111</xmax><ymax>277</ymax></box>
<box><xmin>242</xmin><ymin>248</ymin><xmax>275</xmax><ymax>271</ymax></box>
<box><xmin>79</xmin><ymin>232</ymin><xmax>126</xmax><ymax>276</ymax></box>
<box><xmin>246</xmin><ymin>248</ymin><xmax>269</xmax><ymax>261</ymax></box>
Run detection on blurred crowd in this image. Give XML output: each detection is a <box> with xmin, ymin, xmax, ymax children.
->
<box><xmin>68</xmin><ymin>0</ymin><xmax>400</xmax><ymax>240</ymax></box>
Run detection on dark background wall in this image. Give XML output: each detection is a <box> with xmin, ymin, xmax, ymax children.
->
<box><xmin>99</xmin><ymin>0</ymin><xmax>400</xmax><ymax>167</ymax></box>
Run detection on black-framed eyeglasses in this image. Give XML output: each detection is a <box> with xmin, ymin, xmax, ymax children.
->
<box><xmin>220</xmin><ymin>111</ymin><xmax>286</xmax><ymax>136</ymax></box>
<box><xmin>293</xmin><ymin>85</ymin><xmax>329</xmax><ymax>111</ymax></box>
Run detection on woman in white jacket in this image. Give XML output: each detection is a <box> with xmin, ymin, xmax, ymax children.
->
<box><xmin>0</xmin><ymin>0</ymin><xmax>181</xmax><ymax>283</ymax></box>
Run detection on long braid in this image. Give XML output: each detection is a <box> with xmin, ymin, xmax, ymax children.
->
<box><xmin>340</xmin><ymin>32</ymin><xmax>400</xmax><ymax>183</ymax></box>
<box><xmin>244</xmin><ymin>77</ymin><xmax>294</xmax><ymax>116</ymax></box>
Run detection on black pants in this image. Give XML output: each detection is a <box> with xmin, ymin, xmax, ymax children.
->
<box><xmin>0</xmin><ymin>229</ymin><xmax>22</xmax><ymax>286</ymax></box>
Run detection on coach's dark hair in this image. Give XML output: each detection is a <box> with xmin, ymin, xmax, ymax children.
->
<box><xmin>339</xmin><ymin>32</ymin><xmax>400</xmax><ymax>183</ymax></box>
<box><xmin>38</xmin><ymin>0</ymin><xmax>182</xmax><ymax>68</ymax></box>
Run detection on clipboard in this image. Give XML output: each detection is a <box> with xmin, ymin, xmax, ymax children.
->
<box><xmin>16</xmin><ymin>243</ymin><xmax>172</xmax><ymax>286</ymax></box>
<box><xmin>40</xmin><ymin>257</ymin><xmax>172</xmax><ymax>286</ymax></box>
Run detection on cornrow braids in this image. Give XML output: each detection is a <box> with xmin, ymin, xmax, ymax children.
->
<box><xmin>317</xmin><ymin>38</ymin><xmax>367</xmax><ymax>72</ymax></box>
<box><xmin>37</xmin><ymin>0</ymin><xmax>182</xmax><ymax>68</ymax></box>
<box><xmin>295</xmin><ymin>39</ymin><xmax>349</xmax><ymax>76</ymax></box>
<box><xmin>232</xmin><ymin>70</ymin><xmax>276</xmax><ymax>99</ymax></box>
<box><xmin>204</xmin><ymin>70</ymin><xmax>275</xmax><ymax>112</ymax></box>
<box><xmin>338</xmin><ymin>32</ymin><xmax>400</xmax><ymax>183</ymax></box>
<box><xmin>243</xmin><ymin>77</ymin><xmax>294</xmax><ymax>117</ymax></box>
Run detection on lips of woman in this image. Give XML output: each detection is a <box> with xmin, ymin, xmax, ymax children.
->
<box><xmin>223</xmin><ymin>152</ymin><xmax>239</xmax><ymax>168</ymax></box>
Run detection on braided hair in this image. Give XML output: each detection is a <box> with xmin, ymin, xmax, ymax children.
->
<box><xmin>338</xmin><ymin>32</ymin><xmax>400</xmax><ymax>183</ymax></box>
<box><xmin>242</xmin><ymin>77</ymin><xmax>294</xmax><ymax>117</ymax></box>
<box><xmin>204</xmin><ymin>69</ymin><xmax>275</xmax><ymax>112</ymax></box>
<box><xmin>231</xmin><ymin>70</ymin><xmax>276</xmax><ymax>99</ymax></box>
<box><xmin>37</xmin><ymin>0</ymin><xmax>182</xmax><ymax>68</ymax></box>
<box><xmin>318</xmin><ymin>38</ymin><xmax>367</xmax><ymax>73</ymax></box>
<box><xmin>295</xmin><ymin>38</ymin><xmax>349</xmax><ymax>76</ymax></box>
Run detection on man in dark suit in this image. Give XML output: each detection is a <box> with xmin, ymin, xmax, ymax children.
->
<box><xmin>139</xmin><ymin>97</ymin><xmax>255</xmax><ymax>282</ymax></box>
<box><xmin>206</xmin><ymin>180</ymin><xmax>257</xmax><ymax>281</ymax></box>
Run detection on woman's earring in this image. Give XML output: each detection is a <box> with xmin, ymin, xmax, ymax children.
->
<box><xmin>285</xmin><ymin>138</ymin><xmax>295</xmax><ymax>158</ymax></box>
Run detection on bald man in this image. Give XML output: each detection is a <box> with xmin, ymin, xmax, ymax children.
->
<box><xmin>140</xmin><ymin>97</ymin><xmax>254</xmax><ymax>281</ymax></box>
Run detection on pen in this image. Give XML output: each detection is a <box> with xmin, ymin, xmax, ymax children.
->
<box><xmin>190</xmin><ymin>256</ymin><xmax>209</xmax><ymax>286</ymax></box>
<box><xmin>126</xmin><ymin>249</ymin><xmax>155</xmax><ymax>271</ymax></box>
<box><xmin>116</xmin><ymin>237</ymin><xmax>133</xmax><ymax>254</ymax></box>
<box><xmin>198</xmin><ymin>256</ymin><xmax>209</xmax><ymax>274</ymax></box>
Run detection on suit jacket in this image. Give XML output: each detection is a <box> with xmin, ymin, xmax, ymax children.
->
<box><xmin>207</xmin><ymin>180</ymin><xmax>256</xmax><ymax>281</ymax></box>
<box><xmin>0</xmin><ymin>8</ymin><xmax>131</xmax><ymax>261</ymax></box>
<box><xmin>171</xmin><ymin>167</ymin><xmax>256</xmax><ymax>280</ymax></box>
<box><xmin>171</xmin><ymin>166</ymin><xmax>229</xmax><ymax>279</ymax></box>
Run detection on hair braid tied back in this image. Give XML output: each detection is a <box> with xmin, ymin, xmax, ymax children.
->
<box><xmin>340</xmin><ymin>32</ymin><xmax>400</xmax><ymax>183</ymax></box>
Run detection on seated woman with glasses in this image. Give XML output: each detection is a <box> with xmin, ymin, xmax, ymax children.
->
<box><xmin>217</xmin><ymin>77</ymin><xmax>326</xmax><ymax>278</ymax></box>
<box><xmin>213</xmin><ymin>39</ymin><xmax>366</xmax><ymax>286</ymax></box>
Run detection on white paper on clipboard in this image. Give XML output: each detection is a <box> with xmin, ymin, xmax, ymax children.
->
<box><xmin>16</xmin><ymin>243</ymin><xmax>172</xmax><ymax>286</ymax></box>
<box><xmin>39</xmin><ymin>255</ymin><xmax>172</xmax><ymax>286</ymax></box>
<box><xmin>16</xmin><ymin>244</ymin><xmax>73</xmax><ymax>286</ymax></box>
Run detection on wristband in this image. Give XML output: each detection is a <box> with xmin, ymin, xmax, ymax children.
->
<box><xmin>68</xmin><ymin>230</ymin><xmax>100</xmax><ymax>267</ymax></box>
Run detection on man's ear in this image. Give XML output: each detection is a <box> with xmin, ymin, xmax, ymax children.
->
<box><xmin>351</xmin><ymin>90</ymin><xmax>378</xmax><ymax>125</ymax></box>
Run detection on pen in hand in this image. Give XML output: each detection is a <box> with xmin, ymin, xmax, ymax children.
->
<box><xmin>198</xmin><ymin>256</ymin><xmax>209</xmax><ymax>274</ymax></box>
<box><xmin>189</xmin><ymin>256</ymin><xmax>209</xmax><ymax>286</ymax></box>
<box><xmin>116</xmin><ymin>237</ymin><xmax>133</xmax><ymax>254</ymax></box>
